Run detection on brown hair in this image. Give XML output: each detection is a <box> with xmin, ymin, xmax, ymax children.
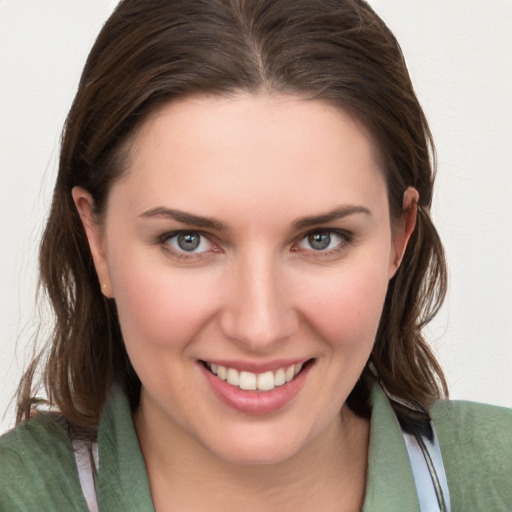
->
<box><xmin>17</xmin><ymin>0</ymin><xmax>447</xmax><ymax>429</ymax></box>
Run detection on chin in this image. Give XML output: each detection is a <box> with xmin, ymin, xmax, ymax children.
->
<box><xmin>215</xmin><ymin>445</ymin><xmax>302</xmax><ymax>467</ymax></box>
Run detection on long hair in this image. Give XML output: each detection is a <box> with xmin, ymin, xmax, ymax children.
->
<box><xmin>17</xmin><ymin>0</ymin><xmax>447</xmax><ymax>430</ymax></box>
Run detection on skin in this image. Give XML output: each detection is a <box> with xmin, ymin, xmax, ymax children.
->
<box><xmin>74</xmin><ymin>94</ymin><xmax>418</xmax><ymax>511</ymax></box>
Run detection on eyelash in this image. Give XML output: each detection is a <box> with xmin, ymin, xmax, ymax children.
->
<box><xmin>157</xmin><ymin>228</ymin><xmax>354</xmax><ymax>260</ymax></box>
<box><xmin>293</xmin><ymin>229</ymin><xmax>354</xmax><ymax>257</ymax></box>
<box><xmin>158</xmin><ymin>230</ymin><xmax>218</xmax><ymax>260</ymax></box>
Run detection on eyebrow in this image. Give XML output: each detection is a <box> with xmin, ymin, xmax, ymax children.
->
<box><xmin>292</xmin><ymin>205</ymin><xmax>372</xmax><ymax>229</ymax></box>
<box><xmin>140</xmin><ymin>204</ymin><xmax>371</xmax><ymax>231</ymax></box>
<box><xmin>139</xmin><ymin>207</ymin><xmax>226</xmax><ymax>230</ymax></box>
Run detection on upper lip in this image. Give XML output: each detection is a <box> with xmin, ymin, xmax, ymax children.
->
<box><xmin>199</xmin><ymin>358</ymin><xmax>312</xmax><ymax>373</ymax></box>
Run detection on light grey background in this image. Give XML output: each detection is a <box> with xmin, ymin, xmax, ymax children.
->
<box><xmin>1</xmin><ymin>1</ymin><xmax>511</xmax><ymax>432</ymax></box>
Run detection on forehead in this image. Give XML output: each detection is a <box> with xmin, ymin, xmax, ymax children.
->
<box><xmin>110</xmin><ymin>93</ymin><xmax>388</xmax><ymax>223</ymax></box>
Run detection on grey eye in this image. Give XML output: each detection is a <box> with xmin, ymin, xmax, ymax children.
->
<box><xmin>297</xmin><ymin>230</ymin><xmax>347</xmax><ymax>253</ymax></box>
<box><xmin>164</xmin><ymin>231</ymin><xmax>212</xmax><ymax>254</ymax></box>
<box><xmin>308</xmin><ymin>232</ymin><xmax>332</xmax><ymax>250</ymax></box>
<box><xmin>177</xmin><ymin>233</ymin><xmax>201</xmax><ymax>251</ymax></box>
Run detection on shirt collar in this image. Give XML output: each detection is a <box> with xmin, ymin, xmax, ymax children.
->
<box><xmin>363</xmin><ymin>384</ymin><xmax>420</xmax><ymax>511</ymax></box>
<box><xmin>96</xmin><ymin>383</ymin><xmax>420</xmax><ymax>511</ymax></box>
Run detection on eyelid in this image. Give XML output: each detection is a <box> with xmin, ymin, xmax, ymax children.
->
<box><xmin>156</xmin><ymin>227</ymin><xmax>353</xmax><ymax>260</ymax></box>
<box><xmin>293</xmin><ymin>228</ymin><xmax>354</xmax><ymax>255</ymax></box>
<box><xmin>158</xmin><ymin>229</ymin><xmax>219</xmax><ymax>258</ymax></box>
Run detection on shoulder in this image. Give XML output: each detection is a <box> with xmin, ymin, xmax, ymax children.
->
<box><xmin>431</xmin><ymin>399</ymin><xmax>512</xmax><ymax>509</ymax></box>
<box><xmin>0</xmin><ymin>414</ymin><xmax>87</xmax><ymax>510</ymax></box>
<box><xmin>432</xmin><ymin>399</ymin><xmax>512</xmax><ymax>453</ymax></box>
<box><xmin>432</xmin><ymin>398</ymin><xmax>512</xmax><ymax>438</ymax></box>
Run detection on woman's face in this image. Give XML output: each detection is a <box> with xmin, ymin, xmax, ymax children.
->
<box><xmin>76</xmin><ymin>94</ymin><xmax>415</xmax><ymax>465</ymax></box>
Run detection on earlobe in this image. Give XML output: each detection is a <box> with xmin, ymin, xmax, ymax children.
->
<box><xmin>71</xmin><ymin>187</ymin><xmax>114</xmax><ymax>298</ymax></box>
<box><xmin>389</xmin><ymin>187</ymin><xmax>419</xmax><ymax>278</ymax></box>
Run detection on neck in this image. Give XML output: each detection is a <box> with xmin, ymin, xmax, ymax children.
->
<box><xmin>134</xmin><ymin>399</ymin><xmax>369</xmax><ymax>512</ymax></box>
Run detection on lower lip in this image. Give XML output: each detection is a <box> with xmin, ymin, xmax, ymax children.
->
<box><xmin>200</xmin><ymin>362</ymin><xmax>312</xmax><ymax>415</ymax></box>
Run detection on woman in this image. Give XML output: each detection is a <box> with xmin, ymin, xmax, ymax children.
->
<box><xmin>1</xmin><ymin>0</ymin><xmax>510</xmax><ymax>511</ymax></box>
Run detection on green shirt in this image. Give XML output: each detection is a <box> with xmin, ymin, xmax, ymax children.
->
<box><xmin>1</xmin><ymin>385</ymin><xmax>511</xmax><ymax>511</ymax></box>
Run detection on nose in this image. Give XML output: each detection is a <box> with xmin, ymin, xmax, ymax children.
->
<box><xmin>219</xmin><ymin>251</ymin><xmax>299</xmax><ymax>352</ymax></box>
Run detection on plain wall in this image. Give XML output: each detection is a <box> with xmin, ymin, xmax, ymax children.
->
<box><xmin>1</xmin><ymin>1</ymin><xmax>511</xmax><ymax>432</ymax></box>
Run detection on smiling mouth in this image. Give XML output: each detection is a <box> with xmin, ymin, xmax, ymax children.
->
<box><xmin>202</xmin><ymin>360</ymin><xmax>313</xmax><ymax>392</ymax></box>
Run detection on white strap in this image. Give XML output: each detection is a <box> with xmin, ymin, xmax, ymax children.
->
<box><xmin>402</xmin><ymin>422</ymin><xmax>451</xmax><ymax>512</ymax></box>
<box><xmin>72</xmin><ymin>438</ymin><xmax>99</xmax><ymax>512</ymax></box>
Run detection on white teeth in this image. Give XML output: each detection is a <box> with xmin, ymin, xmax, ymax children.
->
<box><xmin>274</xmin><ymin>368</ymin><xmax>286</xmax><ymax>386</ymax></box>
<box><xmin>227</xmin><ymin>368</ymin><xmax>239</xmax><ymax>386</ymax></box>
<box><xmin>217</xmin><ymin>365</ymin><xmax>227</xmax><ymax>381</ymax></box>
<box><xmin>239</xmin><ymin>371</ymin><xmax>257</xmax><ymax>390</ymax></box>
<box><xmin>206</xmin><ymin>362</ymin><xmax>307</xmax><ymax>391</ymax></box>
<box><xmin>257</xmin><ymin>371</ymin><xmax>276</xmax><ymax>391</ymax></box>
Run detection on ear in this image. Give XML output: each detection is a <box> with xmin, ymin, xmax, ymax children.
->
<box><xmin>388</xmin><ymin>187</ymin><xmax>419</xmax><ymax>279</ymax></box>
<box><xmin>72</xmin><ymin>187</ymin><xmax>114</xmax><ymax>298</ymax></box>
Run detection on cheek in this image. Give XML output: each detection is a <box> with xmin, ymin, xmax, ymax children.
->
<box><xmin>109</xmin><ymin>260</ymin><xmax>223</xmax><ymax>403</ymax></box>
<box><xmin>107</xmin><ymin>249</ymin><xmax>219</xmax><ymax>354</ymax></box>
<box><xmin>296</xmin><ymin>258</ymin><xmax>390</xmax><ymax>351</ymax></box>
